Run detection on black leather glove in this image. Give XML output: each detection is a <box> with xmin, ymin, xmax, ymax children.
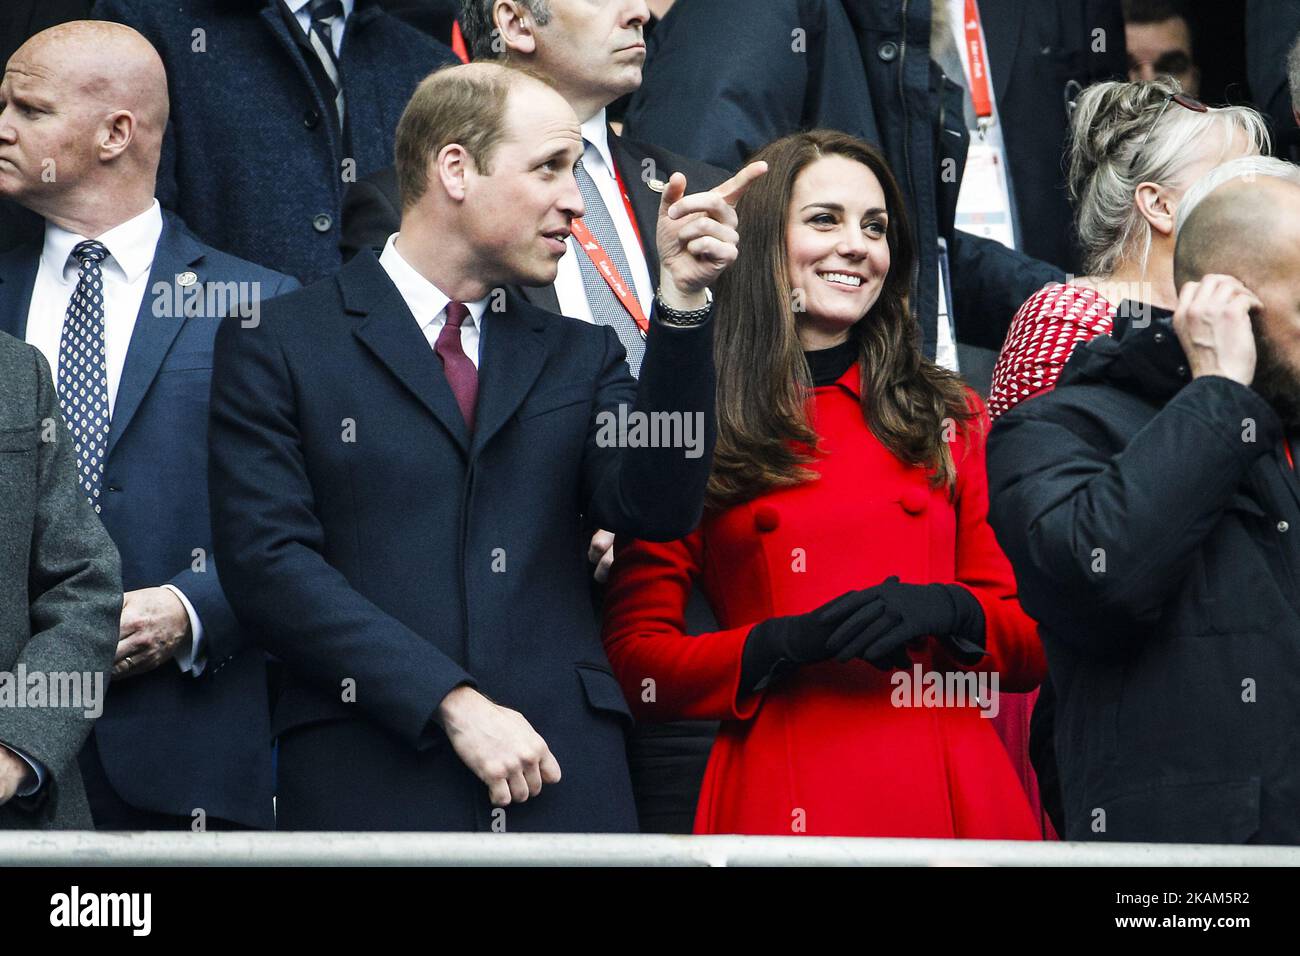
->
<box><xmin>739</xmin><ymin>589</ymin><xmax>884</xmax><ymax>695</ymax></box>
<box><xmin>827</xmin><ymin>576</ymin><xmax>987</xmax><ymax>671</ymax></box>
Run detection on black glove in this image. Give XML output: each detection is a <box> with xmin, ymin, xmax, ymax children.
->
<box><xmin>739</xmin><ymin>589</ymin><xmax>884</xmax><ymax>695</ymax></box>
<box><xmin>827</xmin><ymin>576</ymin><xmax>987</xmax><ymax>671</ymax></box>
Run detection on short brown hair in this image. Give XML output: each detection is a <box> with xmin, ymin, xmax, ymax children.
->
<box><xmin>394</xmin><ymin>63</ymin><xmax>520</xmax><ymax>210</ymax></box>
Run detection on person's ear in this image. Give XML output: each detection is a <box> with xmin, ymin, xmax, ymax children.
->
<box><xmin>495</xmin><ymin>0</ymin><xmax>537</xmax><ymax>56</ymax></box>
<box><xmin>1135</xmin><ymin>180</ymin><xmax>1176</xmax><ymax>239</ymax></box>
<box><xmin>98</xmin><ymin>110</ymin><xmax>134</xmax><ymax>162</ymax></box>
<box><xmin>436</xmin><ymin>144</ymin><xmax>473</xmax><ymax>202</ymax></box>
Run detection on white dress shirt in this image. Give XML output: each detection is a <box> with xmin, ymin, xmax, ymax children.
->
<box><xmin>284</xmin><ymin>0</ymin><xmax>354</xmax><ymax>56</ymax></box>
<box><xmin>379</xmin><ymin>234</ymin><xmax>489</xmax><ymax>366</ymax></box>
<box><xmin>553</xmin><ymin>110</ymin><xmax>655</xmax><ymax>326</ymax></box>
<box><xmin>24</xmin><ymin>200</ymin><xmax>204</xmax><ymax>681</ymax></box>
<box><xmin>28</xmin><ymin>202</ymin><xmax>162</xmax><ymax>416</ymax></box>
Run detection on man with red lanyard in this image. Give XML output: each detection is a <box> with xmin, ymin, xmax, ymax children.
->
<box><xmin>560</xmin><ymin>108</ymin><xmax>657</xmax><ymax>377</ymax></box>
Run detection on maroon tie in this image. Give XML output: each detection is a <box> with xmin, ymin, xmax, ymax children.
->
<box><xmin>435</xmin><ymin>301</ymin><xmax>478</xmax><ymax>430</ymax></box>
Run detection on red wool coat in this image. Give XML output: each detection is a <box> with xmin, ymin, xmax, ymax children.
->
<box><xmin>601</xmin><ymin>364</ymin><xmax>1046</xmax><ymax>837</ymax></box>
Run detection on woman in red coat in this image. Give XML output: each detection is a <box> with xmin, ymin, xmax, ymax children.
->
<box><xmin>601</xmin><ymin>130</ymin><xmax>1044</xmax><ymax>838</ymax></box>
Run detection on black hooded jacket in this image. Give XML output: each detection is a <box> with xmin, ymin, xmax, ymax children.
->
<box><xmin>987</xmin><ymin>304</ymin><xmax>1300</xmax><ymax>844</ymax></box>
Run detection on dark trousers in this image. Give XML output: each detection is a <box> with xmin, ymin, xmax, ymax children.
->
<box><xmin>627</xmin><ymin>721</ymin><xmax>715</xmax><ymax>833</ymax></box>
<box><xmin>622</xmin><ymin>584</ymin><xmax>720</xmax><ymax>833</ymax></box>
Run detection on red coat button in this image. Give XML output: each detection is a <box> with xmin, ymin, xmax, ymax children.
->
<box><xmin>754</xmin><ymin>505</ymin><xmax>780</xmax><ymax>532</ymax></box>
<box><xmin>900</xmin><ymin>487</ymin><xmax>929</xmax><ymax>515</ymax></box>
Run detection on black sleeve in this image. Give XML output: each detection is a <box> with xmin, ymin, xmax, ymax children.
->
<box><xmin>987</xmin><ymin>375</ymin><xmax>1282</xmax><ymax>651</ymax></box>
<box><xmin>581</xmin><ymin>312</ymin><xmax>717</xmax><ymax>542</ymax></box>
<box><xmin>949</xmin><ymin>230</ymin><xmax>1065</xmax><ymax>351</ymax></box>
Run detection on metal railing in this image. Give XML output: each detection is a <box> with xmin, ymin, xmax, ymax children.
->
<box><xmin>3</xmin><ymin>832</ymin><xmax>1297</xmax><ymax>866</ymax></box>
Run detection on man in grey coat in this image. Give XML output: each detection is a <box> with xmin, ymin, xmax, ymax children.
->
<box><xmin>0</xmin><ymin>330</ymin><xmax>121</xmax><ymax>829</ymax></box>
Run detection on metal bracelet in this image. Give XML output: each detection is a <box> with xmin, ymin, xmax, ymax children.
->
<box><xmin>654</xmin><ymin>290</ymin><xmax>712</xmax><ymax>327</ymax></box>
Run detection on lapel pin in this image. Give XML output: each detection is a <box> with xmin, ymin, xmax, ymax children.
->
<box><xmin>177</xmin><ymin>271</ymin><xmax>197</xmax><ymax>287</ymax></box>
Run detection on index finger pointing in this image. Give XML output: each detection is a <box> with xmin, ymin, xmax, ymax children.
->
<box><xmin>658</xmin><ymin>171</ymin><xmax>688</xmax><ymax>218</ymax></box>
<box><xmin>714</xmin><ymin>160</ymin><xmax>769</xmax><ymax>206</ymax></box>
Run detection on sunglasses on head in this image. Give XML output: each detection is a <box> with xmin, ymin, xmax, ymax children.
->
<box><xmin>1128</xmin><ymin>91</ymin><xmax>1209</xmax><ymax>175</ymax></box>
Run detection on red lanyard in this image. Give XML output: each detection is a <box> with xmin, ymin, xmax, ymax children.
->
<box><xmin>450</xmin><ymin>20</ymin><xmax>469</xmax><ymax>63</ymax></box>
<box><xmin>962</xmin><ymin>0</ymin><xmax>993</xmax><ymax>126</ymax></box>
<box><xmin>612</xmin><ymin>161</ymin><xmax>645</xmax><ymax>252</ymax></box>
<box><xmin>570</xmin><ymin>158</ymin><xmax>649</xmax><ymax>336</ymax></box>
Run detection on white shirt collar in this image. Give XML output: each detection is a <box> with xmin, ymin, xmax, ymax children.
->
<box><xmin>379</xmin><ymin>234</ymin><xmax>489</xmax><ymax>330</ymax></box>
<box><xmin>580</xmin><ymin>109</ymin><xmax>618</xmax><ymax>181</ymax></box>
<box><xmin>284</xmin><ymin>0</ymin><xmax>354</xmax><ymax>18</ymax></box>
<box><xmin>42</xmin><ymin>200</ymin><xmax>164</xmax><ymax>284</ymax></box>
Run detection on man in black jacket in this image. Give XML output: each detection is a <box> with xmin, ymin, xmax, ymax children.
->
<box><xmin>987</xmin><ymin>174</ymin><xmax>1300</xmax><ymax>844</ymax></box>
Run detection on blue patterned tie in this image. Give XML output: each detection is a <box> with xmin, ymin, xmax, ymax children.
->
<box><xmin>58</xmin><ymin>239</ymin><xmax>111</xmax><ymax>513</ymax></box>
<box><xmin>305</xmin><ymin>0</ymin><xmax>345</xmax><ymax>129</ymax></box>
<box><xmin>572</xmin><ymin>153</ymin><xmax>646</xmax><ymax>378</ymax></box>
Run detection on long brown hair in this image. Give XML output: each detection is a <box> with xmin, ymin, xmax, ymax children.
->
<box><xmin>707</xmin><ymin>130</ymin><xmax>976</xmax><ymax>508</ymax></box>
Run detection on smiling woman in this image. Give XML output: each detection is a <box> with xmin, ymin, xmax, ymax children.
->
<box><xmin>600</xmin><ymin>130</ymin><xmax>1048</xmax><ymax>838</ymax></box>
<box><xmin>708</xmin><ymin>130</ymin><xmax>973</xmax><ymax>502</ymax></box>
<box><xmin>784</xmin><ymin>154</ymin><xmax>891</xmax><ymax>350</ymax></box>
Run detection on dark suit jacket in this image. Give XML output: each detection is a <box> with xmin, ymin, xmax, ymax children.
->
<box><xmin>0</xmin><ymin>213</ymin><xmax>298</xmax><ymax>829</ymax></box>
<box><xmin>92</xmin><ymin>0</ymin><xmax>457</xmax><ymax>284</ymax></box>
<box><xmin>340</xmin><ymin>129</ymin><xmax>730</xmax><ymax>314</ymax></box>
<box><xmin>208</xmin><ymin>251</ymin><xmax>717</xmax><ymax>831</ymax></box>
<box><xmin>0</xmin><ymin>333</ymin><xmax>120</xmax><ymax>830</ymax></box>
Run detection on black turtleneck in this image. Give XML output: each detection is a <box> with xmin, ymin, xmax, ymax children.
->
<box><xmin>804</xmin><ymin>340</ymin><xmax>857</xmax><ymax>387</ymax></box>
